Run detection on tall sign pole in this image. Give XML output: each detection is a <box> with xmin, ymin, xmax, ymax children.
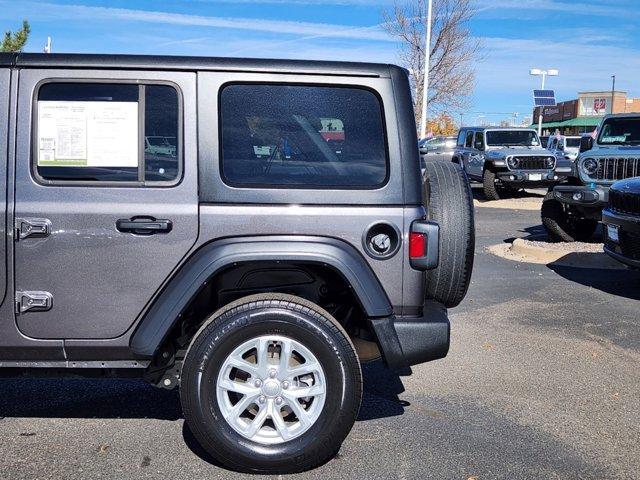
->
<box><xmin>419</xmin><ymin>0</ymin><xmax>433</xmax><ymax>139</ymax></box>
<box><xmin>611</xmin><ymin>74</ymin><xmax>616</xmax><ymax>114</ymax></box>
<box><xmin>537</xmin><ymin>71</ymin><xmax>547</xmax><ymax>137</ymax></box>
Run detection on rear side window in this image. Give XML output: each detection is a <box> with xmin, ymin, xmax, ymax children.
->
<box><xmin>474</xmin><ymin>132</ymin><xmax>484</xmax><ymax>150</ymax></box>
<box><xmin>465</xmin><ymin>131</ymin><xmax>474</xmax><ymax>147</ymax></box>
<box><xmin>220</xmin><ymin>84</ymin><xmax>388</xmax><ymax>188</ymax></box>
<box><xmin>36</xmin><ymin>83</ymin><xmax>180</xmax><ymax>183</ymax></box>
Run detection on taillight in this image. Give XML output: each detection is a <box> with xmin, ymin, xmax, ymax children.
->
<box><xmin>409</xmin><ymin>220</ymin><xmax>439</xmax><ymax>270</ymax></box>
<box><xmin>409</xmin><ymin>232</ymin><xmax>426</xmax><ymax>258</ymax></box>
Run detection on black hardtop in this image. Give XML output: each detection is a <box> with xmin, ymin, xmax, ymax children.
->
<box><xmin>7</xmin><ymin>52</ymin><xmax>397</xmax><ymax>78</ymax></box>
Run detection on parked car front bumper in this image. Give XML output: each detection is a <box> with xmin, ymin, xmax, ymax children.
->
<box><xmin>553</xmin><ymin>184</ymin><xmax>610</xmax><ymax>208</ymax></box>
<box><xmin>497</xmin><ymin>170</ymin><xmax>561</xmax><ymax>185</ymax></box>
<box><xmin>602</xmin><ymin>208</ymin><xmax>640</xmax><ymax>269</ymax></box>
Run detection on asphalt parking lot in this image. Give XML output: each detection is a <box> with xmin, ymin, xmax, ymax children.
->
<box><xmin>1</xmin><ymin>189</ymin><xmax>638</xmax><ymax>480</ymax></box>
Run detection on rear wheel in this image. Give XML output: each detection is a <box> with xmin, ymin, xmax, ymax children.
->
<box><xmin>541</xmin><ymin>191</ymin><xmax>598</xmax><ymax>242</ymax></box>
<box><xmin>180</xmin><ymin>294</ymin><xmax>362</xmax><ymax>474</ymax></box>
<box><xmin>423</xmin><ymin>161</ymin><xmax>475</xmax><ymax>308</ymax></box>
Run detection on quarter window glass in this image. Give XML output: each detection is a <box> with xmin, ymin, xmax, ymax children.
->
<box><xmin>474</xmin><ymin>132</ymin><xmax>484</xmax><ymax>149</ymax></box>
<box><xmin>36</xmin><ymin>83</ymin><xmax>180</xmax><ymax>183</ymax></box>
<box><xmin>465</xmin><ymin>131</ymin><xmax>473</xmax><ymax>147</ymax></box>
<box><xmin>144</xmin><ymin>85</ymin><xmax>179</xmax><ymax>182</ymax></box>
<box><xmin>220</xmin><ymin>84</ymin><xmax>388</xmax><ymax>188</ymax></box>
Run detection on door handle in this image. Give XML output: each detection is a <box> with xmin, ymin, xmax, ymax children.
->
<box><xmin>116</xmin><ymin>217</ymin><xmax>172</xmax><ymax>235</ymax></box>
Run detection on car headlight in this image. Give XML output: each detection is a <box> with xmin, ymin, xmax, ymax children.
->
<box><xmin>507</xmin><ymin>157</ymin><xmax>519</xmax><ymax>169</ymax></box>
<box><xmin>581</xmin><ymin>158</ymin><xmax>599</xmax><ymax>176</ymax></box>
<box><xmin>546</xmin><ymin>156</ymin><xmax>555</xmax><ymax>169</ymax></box>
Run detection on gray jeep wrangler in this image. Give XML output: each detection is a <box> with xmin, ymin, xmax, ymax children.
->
<box><xmin>453</xmin><ymin>127</ymin><xmax>559</xmax><ymax>200</ymax></box>
<box><xmin>0</xmin><ymin>53</ymin><xmax>474</xmax><ymax>473</ymax></box>
<box><xmin>543</xmin><ymin>114</ymin><xmax>640</xmax><ymax>242</ymax></box>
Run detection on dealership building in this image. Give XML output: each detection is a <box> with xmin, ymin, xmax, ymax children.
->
<box><xmin>532</xmin><ymin>90</ymin><xmax>640</xmax><ymax>136</ymax></box>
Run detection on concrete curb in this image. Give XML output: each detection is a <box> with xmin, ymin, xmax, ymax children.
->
<box><xmin>473</xmin><ymin>199</ymin><xmax>543</xmax><ymax>211</ymax></box>
<box><xmin>488</xmin><ymin>238</ymin><xmax>626</xmax><ymax>270</ymax></box>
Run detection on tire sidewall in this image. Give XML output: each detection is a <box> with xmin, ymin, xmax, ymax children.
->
<box><xmin>181</xmin><ymin>303</ymin><xmax>360</xmax><ymax>472</ymax></box>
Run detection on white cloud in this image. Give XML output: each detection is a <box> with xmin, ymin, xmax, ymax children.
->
<box><xmin>3</xmin><ymin>1</ymin><xmax>393</xmax><ymax>42</ymax></box>
<box><xmin>195</xmin><ymin>0</ymin><xmax>394</xmax><ymax>4</ymax></box>
<box><xmin>476</xmin><ymin>0</ymin><xmax>639</xmax><ymax>19</ymax></box>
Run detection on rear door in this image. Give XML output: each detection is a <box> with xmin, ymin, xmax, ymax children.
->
<box><xmin>13</xmin><ymin>68</ymin><xmax>198</xmax><ymax>339</ymax></box>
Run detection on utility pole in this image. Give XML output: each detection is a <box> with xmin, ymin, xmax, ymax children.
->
<box><xmin>419</xmin><ymin>0</ymin><xmax>433</xmax><ymax>139</ymax></box>
<box><xmin>43</xmin><ymin>36</ymin><xmax>52</xmax><ymax>54</ymax></box>
<box><xmin>611</xmin><ymin>75</ymin><xmax>616</xmax><ymax>114</ymax></box>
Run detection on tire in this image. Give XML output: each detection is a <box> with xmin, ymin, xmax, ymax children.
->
<box><xmin>483</xmin><ymin>168</ymin><xmax>502</xmax><ymax>200</ymax></box>
<box><xmin>423</xmin><ymin>161</ymin><xmax>475</xmax><ymax>308</ymax></box>
<box><xmin>482</xmin><ymin>168</ymin><xmax>517</xmax><ymax>200</ymax></box>
<box><xmin>180</xmin><ymin>293</ymin><xmax>362</xmax><ymax>474</ymax></box>
<box><xmin>541</xmin><ymin>191</ymin><xmax>598</xmax><ymax>242</ymax></box>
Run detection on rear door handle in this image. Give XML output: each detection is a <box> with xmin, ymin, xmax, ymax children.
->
<box><xmin>116</xmin><ymin>217</ymin><xmax>172</xmax><ymax>235</ymax></box>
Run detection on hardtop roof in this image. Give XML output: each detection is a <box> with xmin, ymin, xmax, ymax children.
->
<box><xmin>2</xmin><ymin>52</ymin><xmax>396</xmax><ymax>78</ymax></box>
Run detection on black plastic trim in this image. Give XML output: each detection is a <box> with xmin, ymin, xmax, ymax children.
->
<box><xmin>370</xmin><ymin>300</ymin><xmax>449</xmax><ymax>369</ymax></box>
<box><xmin>15</xmin><ymin>53</ymin><xmax>390</xmax><ymax>78</ymax></box>
<box><xmin>554</xmin><ymin>184</ymin><xmax>609</xmax><ymax>207</ymax></box>
<box><xmin>130</xmin><ymin>236</ymin><xmax>393</xmax><ymax>356</ymax></box>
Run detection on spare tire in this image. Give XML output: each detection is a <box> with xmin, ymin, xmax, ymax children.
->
<box><xmin>423</xmin><ymin>160</ymin><xmax>475</xmax><ymax>308</ymax></box>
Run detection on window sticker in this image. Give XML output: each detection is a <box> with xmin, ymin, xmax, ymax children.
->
<box><xmin>37</xmin><ymin>101</ymin><xmax>139</xmax><ymax>167</ymax></box>
<box><xmin>600</xmin><ymin>135</ymin><xmax>628</xmax><ymax>143</ymax></box>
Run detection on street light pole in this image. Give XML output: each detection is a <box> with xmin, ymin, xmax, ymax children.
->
<box><xmin>611</xmin><ymin>75</ymin><xmax>616</xmax><ymax>114</ymax></box>
<box><xmin>537</xmin><ymin>72</ymin><xmax>546</xmax><ymax>137</ymax></box>
<box><xmin>530</xmin><ymin>68</ymin><xmax>558</xmax><ymax>136</ymax></box>
<box><xmin>419</xmin><ymin>0</ymin><xmax>433</xmax><ymax>139</ymax></box>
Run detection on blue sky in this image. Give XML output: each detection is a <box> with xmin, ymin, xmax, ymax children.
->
<box><xmin>2</xmin><ymin>0</ymin><xmax>639</xmax><ymax>125</ymax></box>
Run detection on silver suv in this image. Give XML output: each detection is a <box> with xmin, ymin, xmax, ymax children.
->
<box><xmin>543</xmin><ymin>114</ymin><xmax>640</xmax><ymax>242</ymax></box>
<box><xmin>0</xmin><ymin>52</ymin><xmax>475</xmax><ymax>473</ymax></box>
<box><xmin>453</xmin><ymin>127</ymin><xmax>559</xmax><ymax>200</ymax></box>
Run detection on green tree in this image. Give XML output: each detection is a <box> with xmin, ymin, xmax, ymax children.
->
<box><xmin>1</xmin><ymin>20</ymin><xmax>30</xmax><ymax>52</ymax></box>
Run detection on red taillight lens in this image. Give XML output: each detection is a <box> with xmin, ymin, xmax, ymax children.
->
<box><xmin>409</xmin><ymin>232</ymin><xmax>426</xmax><ymax>258</ymax></box>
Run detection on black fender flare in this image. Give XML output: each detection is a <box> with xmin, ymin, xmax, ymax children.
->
<box><xmin>130</xmin><ymin>236</ymin><xmax>393</xmax><ymax>356</ymax></box>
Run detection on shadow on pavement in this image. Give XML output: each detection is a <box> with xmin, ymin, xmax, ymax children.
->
<box><xmin>505</xmin><ymin>224</ymin><xmax>603</xmax><ymax>244</ymax></box>
<box><xmin>548</xmin><ymin>258</ymin><xmax>640</xmax><ymax>301</ymax></box>
<box><xmin>0</xmin><ymin>362</ymin><xmax>408</xmax><ymax>422</ymax></box>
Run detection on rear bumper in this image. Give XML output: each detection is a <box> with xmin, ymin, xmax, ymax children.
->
<box><xmin>369</xmin><ymin>300</ymin><xmax>449</xmax><ymax>369</ymax></box>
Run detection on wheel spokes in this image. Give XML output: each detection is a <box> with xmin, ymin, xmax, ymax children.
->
<box><xmin>219</xmin><ymin>378</ymin><xmax>259</xmax><ymax>396</ymax></box>
<box><xmin>216</xmin><ymin>334</ymin><xmax>326</xmax><ymax>444</ymax></box>
<box><xmin>284</xmin><ymin>382</ymin><xmax>325</xmax><ymax>399</ymax></box>
<box><xmin>224</xmin><ymin>393</ymin><xmax>256</xmax><ymax>421</ymax></box>
<box><xmin>285</xmin><ymin>397</ymin><xmax>313</xmax><ymax>429</ymax></box>
<box><xmin>287</xmin><ymin>360</ymin><xmax>321</xmax><ymax>378</ymax></box>
<box><xmin>244</xmin><ymin>403</ymin><xmax>269</xmax><ymax>438</ymax></box>
<box><xmin>270</xmin><ymin>404</ymin><xmax>295</xmax><ymax>441</ymax></box>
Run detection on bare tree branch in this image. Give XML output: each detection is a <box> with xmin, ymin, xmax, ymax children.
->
<box><xmin>382</xmin><ymin>0</ymin><xmax>481</xmax><ymax>132</ymax></box>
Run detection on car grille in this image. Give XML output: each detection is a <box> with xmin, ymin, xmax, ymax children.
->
<box><xmin>609</xmin><ymin>188</ymin><xmax>640</xmax><ymax>215</ymax></box>
<box><xmin>509</xmin><ymin>156</ymin><xmax>552</xmax><ymax>170</ymax></box>
<box><xmin>595</xmin><ymin>157</ymin><xmax>640</xmax><ymax>181</ymax></box>
<box><xmin>606</xmin><ymin>230</ymin><xmax>640</xmax><ymax>261</ymax></box>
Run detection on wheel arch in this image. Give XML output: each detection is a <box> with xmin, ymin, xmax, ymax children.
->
<box><xmin>130</xmin><ymin>236</ymin><xmax>392</xmax><ymax>357</ymax></box>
